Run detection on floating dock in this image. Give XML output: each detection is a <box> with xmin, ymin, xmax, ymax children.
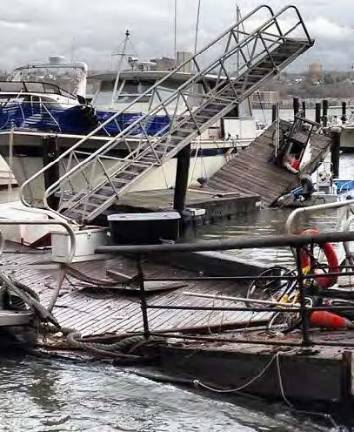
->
<box><xmin>109</xmin><ymin>188</ymin><xmax>259</xmax><ymax>223</ymax></box>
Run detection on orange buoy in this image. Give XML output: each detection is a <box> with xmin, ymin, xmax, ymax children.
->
<box><xmin>310</xmin><ymin>311</ymin><xmax>352</xmax><ymax>329</ymax></box>
<box><xmin>299</xmin><ymin>228</ymin><xmax>339</xmax><ymax>289</ymax></box>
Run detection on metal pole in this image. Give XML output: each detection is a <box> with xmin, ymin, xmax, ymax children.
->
<box><xmin>137</xmin><ymin>254</ymin><xmax>150</xmax><ymax>339</ymax></box>
<box><xmin>111</xmin><ymin>30</ymin><xmax>130</xmax><ymax>107</ymax></box>
<box><xmin>295</xmin><ymin>246</ymin><xmax>311</xmax><ymax>347</ymax></box>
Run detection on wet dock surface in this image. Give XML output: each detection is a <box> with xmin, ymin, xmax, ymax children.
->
<box><xmin>1</xmin><ymin>243</ymin><xmax>269</xmax><ymax>338</ymax></box>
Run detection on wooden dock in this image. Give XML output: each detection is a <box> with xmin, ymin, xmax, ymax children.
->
<box><xmin>3</xmin><ymin>242</ymin><xmax>354</xmax><ymax>407</ymax></box>
<box><xmin>0</xmin><ymin>243</ymin><xmax>268</xmax><ymax>338</ymax></box>
<box><xmin>208</xmin><ymin>121</ymin><xmax>332</xmax><ymax>206</ymax></box>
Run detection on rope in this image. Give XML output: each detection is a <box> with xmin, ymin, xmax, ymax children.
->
<box><xmin>194</xmin><ymin>351</ymin><xmax>338</xmax><ymax>429</ymax></box>
<box><xmin>193</xmin><ymin>353</ymin><xmax>277</xmax><ymax>393</ymax></box>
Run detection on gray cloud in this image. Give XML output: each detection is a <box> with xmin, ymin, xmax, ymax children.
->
<box><xmin>0</xmin><ymin>0</ymin><xmax>352</xmax><ymax>72</ymax></box>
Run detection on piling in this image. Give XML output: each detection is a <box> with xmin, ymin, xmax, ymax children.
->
<box><xmin>315</xmin><ymin>102</ymin><xmax>321</xmax><ymax>124</ymax></box>
<box><xmin>293</xmin><ymin>97</ymin><xmax>300</xmax><ymax>118</ymax></box>
<box><xmin>331</xmin><ymin>129</ymin><xmax>341</xmax><ymax>178</ymax></box>
<box><xmin>173</xmin><ymin>143</ymin><xmax>191</xmax><ymax>213</ymax></box>
<box><xmin>42</xmin><ymin>136</ymin><xmax>59</xmax><ymax>210</ymax></box>
<box><xmin>341</xmin><ymin>101</ymin><xmax>347</xmax><ymax>124</ymax></box>
<box><xmin>301</xmin><ymin>101</ymin><xmax>306</xmax><ymax>118</ymax></box>
<box><xmin>322</xmin><ymin>99</ymin><xmax>329</xmax><ymax>127</ymax></box>
<box><xmin>271</xmin><ymin>104</ymin><xmax>278</xmax><ymax>123</ymax></box>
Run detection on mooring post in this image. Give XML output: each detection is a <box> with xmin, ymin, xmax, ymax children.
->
<box><xmin>295</xmin><ymin>246</ymin><xmax>311</xmax><ymax>347</ymax></box>
<box><xmin>341</xmin><ymin>101</ymin><xmax>347</xmax><ymax>124</ymax></box>
<box><xmin>293</xmin><ymin>97</ymin><xmax>300</xmax><ymax>118</ymax></box>
<box><xmin>301</xmin><ymin>101</ymin><xmax>306</xmax><ymax>118</ymax></box>
<box><xmin>174</xmin><ymin>143</ymin><xmax>191</xmax><ymax>213</ymax></box>
<box><xmin>315</xmin><ymin>102</ymin><xmax>321</xmax><ymax>124</ymax></box>
<box><xmin>331</xmin><ymin>129</ymin><xmax>341</xmax><ymax>178</ymax></box>
<box><xmin>42</xmin><ymin>136</ymin><xmax>60</xmax><ymax>210</ymax></box>
<box><xmin>271</xmin><ymin>104</ymin><xmax>278</xmax><ymax>123</ymax></box>
<box><xmin>322</xmin><ymin>99</ymin><xmax>329</xmax><ymax>127</ymax></box>
<box><xmin>137</xmin><ymin>254</ymin><xmax>150</xmax><ymax>339</ymax></box>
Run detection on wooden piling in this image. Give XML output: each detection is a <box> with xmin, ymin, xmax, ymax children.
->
<box><xmin>271</xmin><ymin>104</ymin><xmax>278</xmax><ymax>123</ymax></box>
<box><xmin>293</xmin><ymin>97</ymin><xmax>300</xmax><ymax>118</ymax></box>
<box><xmin>331</xmin><ymin>129</ymin><xmax>341</xmax><ymax>178</ymax></box>
<box><xmin>42</xmin><ymin>136</ymin><xmax>60</xmax><ymax>210</ymax></box>
<box><xmin>174</xmin><ymin>144</ymin><xmax>191</xmax><ymax>213</ymax></box>
<box><xmin>301</xmin><ymin>101</ymin><xmax>306</xmax><ymax>118</ymax></box>
<box><xmin>322</xmin><ymin>99</ymin><xmax>329</xmax><ymax>127</ymax></box>
<box><xmin>341</xmin><ymin>101</ymin><xmax>347</xmax><ymax>124</ymax></box>
<box><xmin>315</xmin><ymin>102</ymin><xmax>321</xmax><ymax>124</ymax></box>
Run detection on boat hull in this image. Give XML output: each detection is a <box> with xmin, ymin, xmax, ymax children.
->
<box><xmin>0</xmin><ymin>131</ymin><xmax>248</xmax><ymax>206</ymax></box>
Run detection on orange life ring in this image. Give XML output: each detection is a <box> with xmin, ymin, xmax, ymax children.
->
<box><xmin>299</xmin><ymin>228</ymin><xmax>339</xmax><ymax>289</ymax></box>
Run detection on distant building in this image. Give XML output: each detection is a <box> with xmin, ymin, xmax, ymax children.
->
<box><xmin>308</xmin><ymin>62</ymin><xmax>323</xmax><ymax>82</ymax></box>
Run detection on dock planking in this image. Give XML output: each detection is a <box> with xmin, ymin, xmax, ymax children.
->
<box><xmin>0</xmin><ymin>243</ymin><xmax>269</xmax><ymax>337</ymax></box>
<box><xmin>208</xmin><ymin>120</ymin><xmax>332</xmax><ymax>206</ymax></box>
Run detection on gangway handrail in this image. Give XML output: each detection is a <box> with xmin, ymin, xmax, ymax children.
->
<box><xmin>20</xmin><ymin>4</ymin><xmax>311</xmax><ymax>213</ymax></box>
<box><xmin>285</xmin><ymin>199</ymin><xmax>354</xmax><ymax>234</ymax></box>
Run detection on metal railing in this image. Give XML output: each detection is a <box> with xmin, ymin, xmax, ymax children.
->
<box><xmin>96</xmin><ymin>230</ymin><xmax>354</xmax><ymax>348</ymax></box>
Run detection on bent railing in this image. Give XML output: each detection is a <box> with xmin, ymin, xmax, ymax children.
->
<box><xmin>96</xmin><ymin>231</ymin><xmax>354</xmax><ymax>349</ymax></box>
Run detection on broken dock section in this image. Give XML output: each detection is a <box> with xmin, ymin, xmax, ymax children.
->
<box><xmin>208</xmin><ymin>120</ymin><xmax>332</xmax><ymax>206</ymax></box>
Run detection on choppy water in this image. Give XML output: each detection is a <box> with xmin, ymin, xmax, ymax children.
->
<box><xmin>0</xmin><ymin>354</ymin><xmax>335</xmax><ymax>432</ymax></box>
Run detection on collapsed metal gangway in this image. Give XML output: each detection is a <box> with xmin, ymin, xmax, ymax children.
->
<box><xmin>20</xmin><ymin>5</ymin><xmax>313</xmax><ymax>224</ymax></box>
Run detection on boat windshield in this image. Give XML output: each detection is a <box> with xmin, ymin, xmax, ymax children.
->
<box><xmin>10</xmin><ymin>64</ymin><xmax>86</xmax><ymax>97</ymax></box>
<box><xmin>0</xmin><ymin>81</ymin><xmax>73</xmax><ymax>97</ymax></box>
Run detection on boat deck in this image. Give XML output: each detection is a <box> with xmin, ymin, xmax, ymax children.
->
<box><xmin>208</xmin><ymin>121</ymin><xmax>332</xmax><ymax>206</ymax></box>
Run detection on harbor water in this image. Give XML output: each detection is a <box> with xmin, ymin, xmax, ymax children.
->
<box><xmin>0</xmin><ymin>354</ymin><xmax>334</xmax><ymax>432</ymax></box>
<box><xmin>0</xmin><ymin>152</ymin><xmax>352</xmax><ymax>431</ymax></box>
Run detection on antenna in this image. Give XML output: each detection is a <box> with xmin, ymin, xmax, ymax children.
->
<box><xmin>111</xmin><ymin>30</ymin><xmax>131</xmax><ymax>107</ymax></box>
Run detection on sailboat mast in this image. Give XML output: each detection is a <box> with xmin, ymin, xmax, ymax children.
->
<box><xmin>111</xmin><ymin>30</ymin><xmax>130</xmax><ymax>107</ymax></box>
<box><xmin>194</xmin><ymin>0</ymin><xmax>201</xmax><ymax>55</ymax></box>
<box><xmin>174</xmin><ymin>0</ymin><xmax>178</xmax><ymax>63</ymax></box>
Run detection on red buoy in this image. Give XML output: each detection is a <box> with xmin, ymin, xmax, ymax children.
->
<box><xmin>310</xmin><ymin>311</ymin><xmax>352</xmax><ymax>329</ymax></box>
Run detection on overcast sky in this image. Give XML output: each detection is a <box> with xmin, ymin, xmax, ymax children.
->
<box><xmin>0</xmin><ymin>0</ymin><xmax>353</xmax><ymax>72</ymax></box>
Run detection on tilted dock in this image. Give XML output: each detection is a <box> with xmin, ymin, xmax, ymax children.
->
<box><xmin>208</xmin><ymin>121</ymin><xmax>332</xmax><ymax>206</ymax></box>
